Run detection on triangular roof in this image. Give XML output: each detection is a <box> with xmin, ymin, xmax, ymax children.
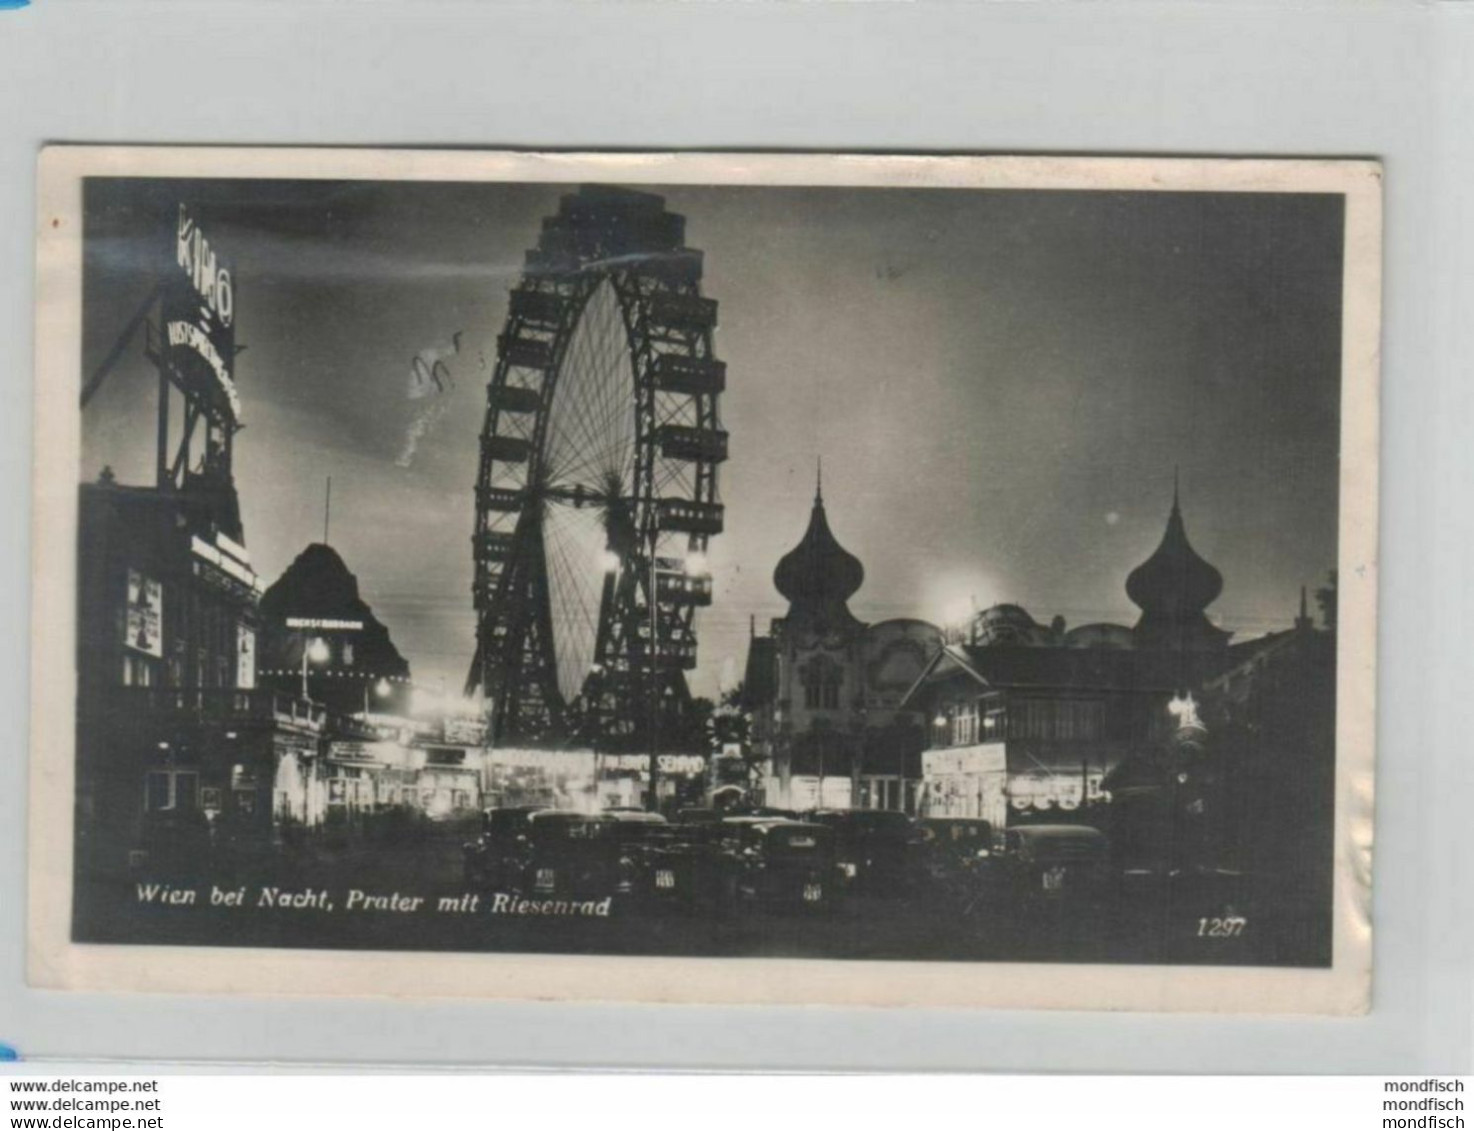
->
<box><xmin>899</xmin><ymin>642</ymin><xmax>1198</xmax><ymax>709</ymax></box>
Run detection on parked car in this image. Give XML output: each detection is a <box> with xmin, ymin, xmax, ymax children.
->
<box><xmin>462</xmin><ymin>805</ymin><xmax>540</xmax><ymax>888</ymax></box>
<box><xmin>513</xmin><ymin>810</ymin><xmax>633</xmax><ymax>898</ymax></box>
<box><xmin>465</xmin><ymin>809</ymin><xmax>633</xmax><ymax>897</ymax></box>
<box><xmin>917</xmin><ymin>817</ymin><xmax>995</xmax><ymax>881</ymax></box>
<box><xmin>994</xmin><ymin>824</ymin><xmax>1110</xmax><ymax>905</ymax></box>
<box><xmin>719</xmin><ymin>818</ymin><xmax>839</xmax><ymax>912</ymax></box>
<box><xmin>803</xmin><ymin>809</ymin><xmax>924</xmax><ymax>896</ymax></box>
<box><xmin>631</xmin><ymin>814</ymin><xmax>735</xmax><ymax>913</ymax></box>
<box><xmin>674</xmin><ymin>807</ymin><xmax>723</xmax><ymax>827</ymax></box>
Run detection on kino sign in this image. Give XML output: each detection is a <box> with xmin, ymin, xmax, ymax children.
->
<box><xmin>165</xmin><ymin>204</ymin><xmax>240</xmax><ymax>420</ymax></box>
<box><xmin>175</xmin><ymin>204</ymin><xmax>234</xmax><ymax>328</ymax></box>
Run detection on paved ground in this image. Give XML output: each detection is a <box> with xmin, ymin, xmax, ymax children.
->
<box><xmin>72</xmin><ymin>824</ymin><xmax>1322</xmax><ymax>967</ymax></box>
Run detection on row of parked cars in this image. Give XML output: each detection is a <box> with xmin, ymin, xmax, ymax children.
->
<box><xmin>462</xmin><ymin>805</ymin><xmax>1111</xmax><ymax>915</ymax></box>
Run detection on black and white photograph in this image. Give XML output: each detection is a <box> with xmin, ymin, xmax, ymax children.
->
<box><xmin>29</xmin><ymin>149</ymin><xmax>1379</xmax><ymax>1011</ymax></box>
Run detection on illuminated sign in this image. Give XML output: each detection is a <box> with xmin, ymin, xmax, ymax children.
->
<box><xmin>123</xmin><ymin>569</ymin><xmax>163</xmax><ymax>657</ymax></box>
<box><xmin>443</xmin><ymin>717</ymin><xmax>487</xmax><ymax>746</ymax></box>
<box><xmin>191</xmin><ymin>535</ymin><xmax>259</xmax><ymax>590</ymax></box>
<box><xmin>176</xmin><ymin>205</ymin><xmax>234</xmax><ymax>326</ymax></box>
<box><xmin>604</xmin><ymin>754</ymin><xmax>707</xmax><ymax>775</ymax></box>
<box><xmin>328</xmin><ymin>740</ymin><xmax>404</xmax><ymax>767</ymax></box>
<box><xmin>922</xmin><ymin>743</ymin><xmax>1006</xmax><ymax>777</ymax></box>
<box><xmin>1006</xmin><ymin>772</ymin><xmax>1106</xmax><ymax>811</ymax></box>
<box><xmin>236</xmin><ymin>623</ymin><xmax>256</xmax><ymax>689</ymax></box>
<box><xmin>284</xmin><ymin>617</ymin><xmax>364</xmax><ymax>631</ymax></box>
<box><xmin>165</xmin><ymin>204</ymin><xmax>238</xmax><ymax>420</ymax></box>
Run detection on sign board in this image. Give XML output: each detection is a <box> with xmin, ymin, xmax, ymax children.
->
<box><xmin>123</xmin><ymin>569</ymin><xmax>162</xmax><ymax>657</ymax></box>
<box><xmin>1007</xmin><ymin>771</ymin><xmax>1107</xmax><ymax>811</ymax></box>
<box><xmin>922</xmin><ymin>742</ymin><xmax>1006</xmax><ymax>778</ymax></box>
<box><xmin>443</xmin><ymin>716</ymin><xmax>487</xmax><ymax>746</ymax></box>
<box><xmin>236</xmin><ymin>623</ymin><xmax>256</xmax><ymax>689</ymax></box>
<box><xmin>164</xmin><ymin>204</ymin><xmax>239</xmax><ymax>419</ymax></box>
<box><xmin>328</xmin><ymin>740</ymin><xmax>402</xmax><ymax>767</ymax></box>
<box><xmin>604</xmin><ymin>753</ymin><xmax>707</xmax><ymax>775</ymax></box>
<box><xmin>284</xmin><ymin>617</ymin><xmax>364</xmax><ymax>632</ymax></box>
<box><xmin>190</xmin><ymin>535</ymin><xmax>258</xmax><ymax>590</ymax></box>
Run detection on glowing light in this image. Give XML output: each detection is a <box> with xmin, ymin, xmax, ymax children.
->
<box><xmin>1167</xmin><ymin>692</ymin><xmax>1202</xmax><ymax>729</ymax></box>
<box><xmin>374</xmin><ymin>678</ymin><xmax>392</xmax><ymax>698</ymax></box>
<box><xmin>598</xmin><ymin>550</ymin><xmax>622</xmax><ymax>574</ymax></box>
<box><xmin>306</xmin><ymin>637</ymin><xmax>330</xmax><ymax>665</ymax></box>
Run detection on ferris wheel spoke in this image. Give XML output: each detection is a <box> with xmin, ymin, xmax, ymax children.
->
<box><xmin>545</xmin><ymin>287</ymin><xmax>634</xmax><ymax>487</ymax></box>
<box><xmin>541</xmin><ymin>505</ymin><xmax>605</xmax><ymax>701</ymax></box>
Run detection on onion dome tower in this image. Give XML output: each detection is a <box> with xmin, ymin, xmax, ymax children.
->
<box><xmin>1126</xmin><ymin>475</ymin><xmax>1229</xmax><ymax>652</ymax></box>
<box><xmin>773</xmin><ymin>466</ymin><xmax>865</xmax><ymax>635</ymax></box>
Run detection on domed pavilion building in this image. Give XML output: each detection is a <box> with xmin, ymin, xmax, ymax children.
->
<box><xmin>742</xmin><ymin>475</ymin><xmax>942</xmax><ymax>812</ymax></box>
<box><xmin>900</xmin><ymin>479</ymin><xmax>1263</xmax><ymax>830</ymax></box>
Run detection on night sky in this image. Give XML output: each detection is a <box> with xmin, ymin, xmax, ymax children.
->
<box><xmin>81</xmin><ymin>178</ymin><xmax>1344</xmax><ymax>700</ymax></box>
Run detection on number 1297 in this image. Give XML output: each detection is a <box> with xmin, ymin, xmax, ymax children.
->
<box><xmin>1197</xmin><ymin>916</ymin><xmax>1247</xmax><ymax>937</ymax></box>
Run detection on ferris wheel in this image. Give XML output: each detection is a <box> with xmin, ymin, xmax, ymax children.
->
<box><xmin>467</xmin><ymin>187</ymin><xmax>727</xmax><ymax>752</ymax></box>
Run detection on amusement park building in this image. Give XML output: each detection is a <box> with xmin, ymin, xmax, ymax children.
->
<box><xmin>75</xmin><ymin>467</ymin><xmax>330</xmax><ymax>877</ymax></box>
<box><xmin>899</xmin><ymin>483</ymin><xmax>1315</xmax><ymax>833</ymax></box>
<box><xmin>75</xmin><ymin>469</ymin><xmax>485</xmax><ymax>878</ymax></box>
<box><xmin>742</xmin><ymin>480</ymin><xmax>943</xmax><ymax>813</ymax></box>
<box><xmin>256</xmin><ymin>542</ymin><xmax>413</xmax><ymax>719</ymax></box>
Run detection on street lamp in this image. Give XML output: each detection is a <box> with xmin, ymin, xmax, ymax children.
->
<box><xmin>301</xmin><ymin>636</ymin><xmax>329</xmax><ymax>699</ymax></box>
<box><xmin>363</xmin><ymin>676</ymin><xmax>393</xmax><ymax>717</ymax></box>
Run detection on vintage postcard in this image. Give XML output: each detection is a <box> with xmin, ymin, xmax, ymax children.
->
<box><xmin>29</xmin><ymin>148</ymin><xmax>1379</xmax><ymax>1012</ymax></box>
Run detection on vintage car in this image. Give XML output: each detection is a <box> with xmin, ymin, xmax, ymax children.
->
<box><xmin>461</xmin><ymin>805</ymin><xmax>540</xmax><ymax>888</ymax></box>
<box><xmin>803</xmin><ymin>809</ymin><xmax>923</xmax><ymax>896</ymax></box>
<box><xmin>725</xmin><ymin>805</ymin><xmax>802</xmax><ymax>821</ymax></box>
<box><xmin>513</xmin><ymin>810</ymin><xmax>630</xmax><ymax>898</ymax></box>
<box><xmin>630</xmin><ymin>814</ymin><xmax>734</xmax><ymax>912</ymax></box>
<box><xmin>916</xmin><ymin>817</ymin><xmax>997</xmax><ymax>890</ymax></box>
<box><xmin>603</xmin><ymin>809</ymin><xmax>671</xmax><ymax>861</ymax></box>
<box><xmin>674</xmin><ymin>807</ymin><xmax>723</xmax><ymax>828</ymax></box>
<box><xmin>465</xmin><ymin>809</ymin><xmax>645</xmax><ymax>897</ymax></box>
<box><xmin>719</xmin><ymin>818</ymin><xmax>839</xmax><ymax>911</ymax></box>
<box><xmin>993</xmin><ymin>824</ymin><xmax>1110</xmax><ymax>904</ymax></box>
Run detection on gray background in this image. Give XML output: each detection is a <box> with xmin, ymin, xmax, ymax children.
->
<box><xmin>1</xmin><ymin>0</ymin><xmax>1470</xmax><ymax>1073</ymax></box>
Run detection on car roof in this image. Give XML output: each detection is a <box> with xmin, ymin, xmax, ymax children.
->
<box><xmin>810</xmin><ymin>808</ymin><xmax>909</xmax><ymax>820</ymax></box>
<box><xmin>606</xmin><ymin>810</ymin><xmax>668</xmax><ymax>824</ymax></box>
<box><xmin>1008</xmin><ymin>824</ymin><xmax>1105</xmax><ymax>840</ymax></box>
<box><xmin>528</xmin><ymin>809</ymin><xmax>606</xmax><ymax>822</ymax></box>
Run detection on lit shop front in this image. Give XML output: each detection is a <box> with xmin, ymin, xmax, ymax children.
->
<box><xmin>920</xmin><ymin>743</ymin><xmax>1007</xmax><ymax>825</ymax></box>
<box><xmin>272</xmin><ymin>737</ymin><xmax>490</xmax><ymax>826</ymax></box>
<box><xmin>477</xmin><ymin>748</ymin><xmax>714</xmax><ymax>812</ymax></box>
<box><xmin>598</xmin><ymin>753</ymin><xmax>710</xmax><ymax>810</ymax></box>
